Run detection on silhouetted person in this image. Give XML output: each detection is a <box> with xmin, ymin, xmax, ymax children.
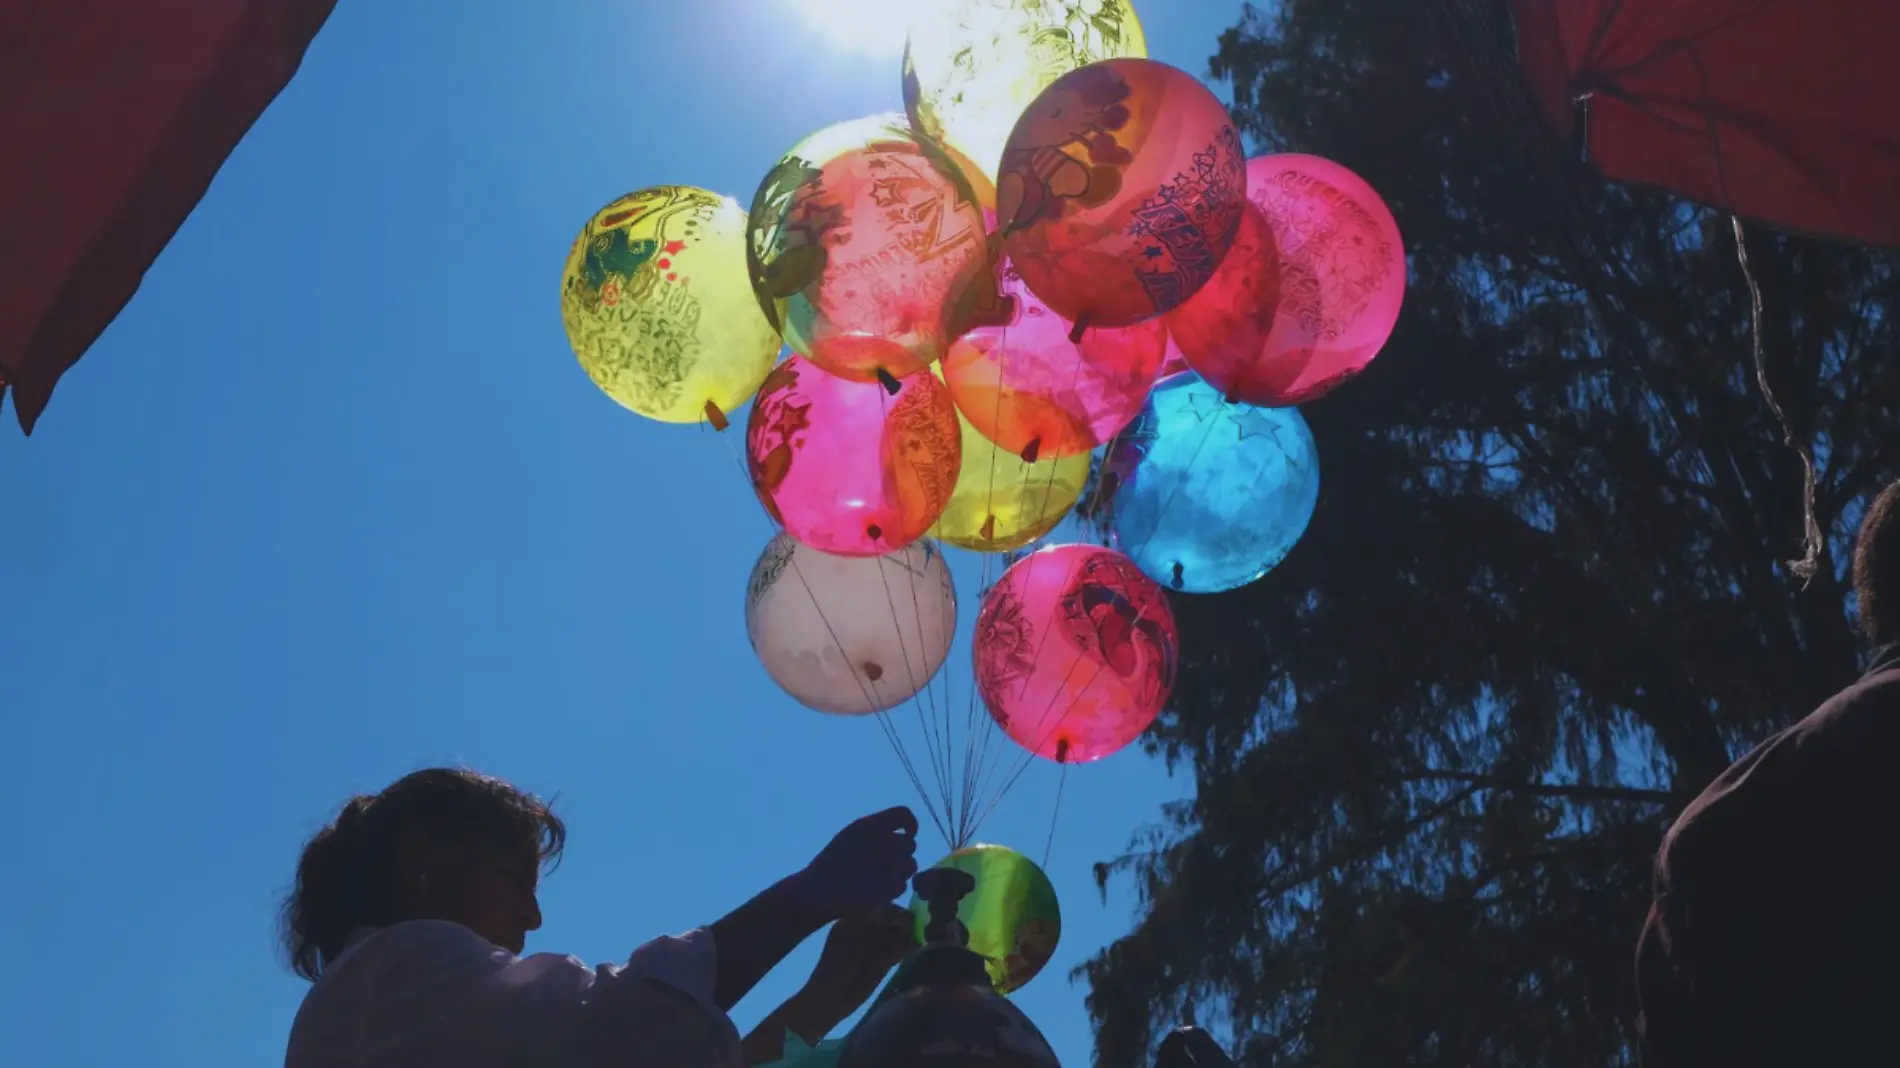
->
<box><xmin>281</xmin><ymin>768</ymin><xmax>918</xmax><ymax>1068</ymax></box>
<box><xmin>1636</xmin><ymin>480</ymin><xmax>1900</xmax><ymax>1067</ymax></box>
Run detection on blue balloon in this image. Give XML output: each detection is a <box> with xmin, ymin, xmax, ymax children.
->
<box><xmin>1104</xmin><ymin>373</ymin><xmax>1319</xmax><ymax>594</ymax></box>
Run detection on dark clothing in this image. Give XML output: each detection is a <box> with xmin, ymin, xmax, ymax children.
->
<box><xmin>1636</xmin><ymin>645</ymin><xmax>1900</xmax><ymax>1067</ymax></box>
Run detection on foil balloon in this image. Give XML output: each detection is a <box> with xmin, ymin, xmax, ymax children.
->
<box><xmin>941</xmin><ymin>256</ymin><xmax>1166</xmax><ymax>462</ymax></box>
<box><xmin>561</xmin><ymin>186</ymin><xmax>780</xmax><ymax>424</ymax></box>
<box><xmin>1106</xmin><ymin>372</ymin><xmax>1319</xmax><ymax>594</ymax></box>
<box><xmin>747</xmin><ymin>115</ymin><xmax>991</xmax><ymax>382</ymax></box>
<box><xmin>904</xmin><ymin>0</ymin><xmax>1149</xmax><ymax>184</ymax></box>
<box><xmin>996</xmin><ymin>58</ymin><xmax>1245</xmax><ymax>329</ymax></box>
<box><xmin>745</xmin><ymin>533</ymin><xmax>956</xmax><ymax>716</ymax></box>
<box><xmin>907</xmin><ymin>844</ymin><xmax>1061</xmax><ymax>994</ymax></box>
<box><xmin>974</xmin><ymin>543</ymin><xmax>1177</xmax><ymax>763</ymax></box>
<box><xmin>1172</xmin><ymin>154</ymin><xmax>1406</xmax><ymax>406</ymax></box>
<box><xmin>747</xmin><ymin>356</ymin><xmax>962</xmax><ymax>556</ymax></box>
<box><xmin>931</xmin><ymin>408</ymin><xmax>1089</xmax><ymax>553</ymax></box>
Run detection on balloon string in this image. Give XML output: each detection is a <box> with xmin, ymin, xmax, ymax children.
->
<box><xmin>1041</xmin><ymin>763</ymin><xmax>1069</xmax><ymax>869</ymax></box>
<box><xmin>711</xmin><ymin>416</ymin><xmax>953</xmax><ymax>845</ymax></box>
<box><xmin>873</xmin><ymin>546</ymin><xmax>956</xmax><ymax>818</ymax></box>
<box><xmin>967</xmin><ymin>409</ymin><xmax>1223</xmax><ymax>839</ymax></box>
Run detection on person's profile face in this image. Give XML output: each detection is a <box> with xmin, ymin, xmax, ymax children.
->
<box><xmin>455</xmin><ymin>850</ymin><xmax>543</xmax><ymax>954</ymax></box>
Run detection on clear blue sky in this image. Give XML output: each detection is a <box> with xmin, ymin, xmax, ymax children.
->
<box><xmin>0</xmin><ymin>2</ymin><xmax>1249</xmax><ymax>1064</ymax></box>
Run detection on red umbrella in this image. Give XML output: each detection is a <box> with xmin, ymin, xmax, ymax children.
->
<box><xmin>0</xmin><ymin>0</ymin><xmax>339</xmax><ymax>434</ymax></box>
<box><xmin>1512</xmin><ymin>0</ymin><xmax>1900</xmax><ymax>249</ymax></box>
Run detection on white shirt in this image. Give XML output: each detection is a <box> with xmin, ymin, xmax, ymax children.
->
<box><xmin>285</xmin><ymin>920</ymin><xmax>741</xmax><ymax>1068</ymax></box>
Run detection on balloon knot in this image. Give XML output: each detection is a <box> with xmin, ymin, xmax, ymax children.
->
<box><xmin>876</xmin><ymin>367</ymin><xmax>902</xmax><ymax>394</ymax></box>
<box><xmin>1020</xmin><ymin>437</ymin><xmax>1042</xmax><ymax>464</ymax></box>
<box><xmin>1054</xmin><ymin>738</ymin><xmax>1072</xmax><ymax>764</ymax></box>
<box><xmin>1171</xmin><ymin>561</ymin><xmax>1185</xmax><ymax>590</ymax></box>
<box><xmin>703</xmin><ymin>399</ymin><xmax>729</xmax><ymax>431</ymax></box>
<box><xmin>867</xmin><ymin>523</ymin><xmax>884</xmax><ymax>541</ymax></box>
<box><xmin>1067</xmin><ymin>315</ymin><xmax>1092</xmax><ymax>345</ymax></box>
<box><xmin>980</xmin><ymin>514</ymin><xmax>998</xmax><ymax>541</ymax></box>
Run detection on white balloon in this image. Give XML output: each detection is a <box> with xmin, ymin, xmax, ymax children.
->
<box><xmin>745</xmin><ymin>533</ymin><xmax>957</xmax><ymax>716</ymax></box>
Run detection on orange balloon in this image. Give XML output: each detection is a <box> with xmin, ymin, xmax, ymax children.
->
<box><xmin>996</xmin><ymin>59</ymin><xmax>1245</xmax><ymax>329</ymax></box>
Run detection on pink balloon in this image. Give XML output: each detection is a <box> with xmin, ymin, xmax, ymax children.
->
<box><xmin>974</xmin><ymin>544</ymin><xmax>1178</xmax><ymax>764</ymax></box>
<box><xmin>996</xmin><ymin>59</ymin><xmax>1247</xmax><ymax>329</ymax></box>
<box><xmin>1170</xmin><ymin>154</ymin><xmax>1405</xmax><ymax>406</ymax></box>
<box><xmin>941</xmin><ymin>258</ymin><xmax>1167</xmax><ymax>462</ymax></box>
<box><xmin>747</xmin><ymin>356</ymin><xmax>963</xmax><ymax>556</ymax></box>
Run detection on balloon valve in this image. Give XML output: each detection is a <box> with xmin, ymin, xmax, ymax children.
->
<box><xmin>866</xmin><ymin>523</ymin><xmax>884</xmax><ymax>541</ymax></box>
<box><xmin>1020</xmin><ymin>437</ymin><xmax>1042</xmax><ymax>464</ymax></box>
<box><xmin>876</xmin><ymin>367</ymin><xmax>902</xmax><ymax>394</ymax></box>
<box><xmin>1068</xmin><ymin>314</ymin><xmax>1093</xmax><ymax>344</ymax></box>
<box><xmin>914</xmin><ymin>867</ymin><xmax>976</xmax><ymax>947</ymax></box>
<box><xmin>1223</xmin><ymin>383</ymin><xmax>1242</xmax><ymax>405</ymax></box>
<box><xmin>703</xmin><ymin>400</ymin><xmax>730</xmax><ymax>431</ymax></box>
<box><xmin>980</xmin><ymin>514</ymin><xmax>998</xmax><ymax>542</ymax></box>
<box><xmin>1171</xmin><ymin>561</ymin><xmax>1185</xmax><ymax>590</ymax></box>
<box><xmin>1054</xmin><ymin>738</ymin><xmax>1072</xmax><ymax>764</ymax></box>
<box><xmin>862</xmin><ymin>661</ymin><xmax>885</xmax><ymax>682</ymax></box>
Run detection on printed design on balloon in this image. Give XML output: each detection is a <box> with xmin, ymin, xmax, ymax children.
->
<box><xmin>1059</xmin><ymin>551</ymin><xmax>1175</xmax><ymax>702</ymax></box>
<box><xmin>884</xmin><ymin>382</ymin><xmax>963</xmax><ymax>537</ymax></box>
<box><xmin>975</xmin><ymin>583</ymin><xmax>1038</xmax><ymax>719</ymax></box>
<box><xmin>1125</xmin><ymin>125</ymin><xmax>1245</xmax><ymax>316</ymax></box>
<box><xmin>747</xmin><ymin>361</ymin><xmax>812</xmax><ymax>525</ymax></box>
<box><xmin>747</xmin><ymin>156</ymin><xmax>831</xmax><ymax>329</ymax></box>
<box><xmin>743</xmin><ymin>536</ymin><xmax>798</xmax><ymax>643</ymax></box>
<box><xmin>1005</xmin><ymin>915</ymin><xmax>1059</xmax><ymax>992</ymax></box>
<box><xmin>563</xmin><ymin>187</ymin><xmax>720</xmax><ymax>413</ymax></box>
<box><xmin>1254</xmin><ymin>169</ymin><xmax>1397</xmax><ymax>342</ymax></box>
<box><xmin>995</xmin><ymin>64</ymin><xmax>1136</xmax><ymax>233</ymax></box>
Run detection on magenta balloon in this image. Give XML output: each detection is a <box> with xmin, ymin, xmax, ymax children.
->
<box><xmin>941</xmin><ymin>258</ymin><xmax>1167</xmax><ymax>462</ymax></box>
<box><xmin>1171</xmin><ymin>154</ymin><xmax>1405</xmax><ymax>406</ymax></box>
<box><xmin>747</xmin><ymin>356</ymin><xmax>963</xmax><ymax>556</ymax></box>
<box><xmin>974</xmin><ymin>543</ymin><xmax>1177</xmax><ymax>763</ymax></box>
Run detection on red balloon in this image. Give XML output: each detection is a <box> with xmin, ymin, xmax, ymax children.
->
<box><xmin>1171</xmin><ymin>154</ymin><xmax>1405</xmax><ymax>406</ymax></box>
<box><xmin>974</xmin><ymin>544</ymin><xmax>1178</xmax><ymax>764</ymax></box>
<box><xmin>941</xmin><ymin>257</ymin><xmax>1166</xmax><ymax>462</ymax></box>
<box><xmin>747</xmin><ymin>355</ymin><xmax>963</xmax><ymax>556</ymax></box>
<box><xmin>995</xmin><ymin>58</ymin><xmax>1246</xmax><ymax>329</ymax></box>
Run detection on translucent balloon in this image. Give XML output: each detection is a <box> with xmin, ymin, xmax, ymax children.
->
<box><xmin>974</xmin><ymin>543</ymin><xmax>1177</xmax><ymax>763</ymax></box>
<box><xmin>748</xmin><ymin>356</ymin><xmax>962</xmax><ymax>556</ymax></box>
<box><xmin>1158</xmin><ymin>335</ymin><xmax>1191</xmax><ymax>378</ymax></box>
<box><xmin>745</xmin><ymin>533</ymin><xmax>956</xmax><ymax>716</ymax></box>
<box><xmin>561</xmin><ymin>186</ymin><xmax>780</xmax><ymax>423</ymax></box>
<box><xmin>747</xmin><ymin>116</ymin><xmax>991</xmax><ymax>382</ymax></box>
<box><xmin>931</xmin><ymin>408</ymin><xmax>1089</xmax><ymax>553</ymax></box>
<box><xmin>904</xmin><ymin>0</ymin><xmax>1148</xmax><ymax>183</ymax></box>
<box><xmin>1172</xmin><ymin>154</ymin><xmax>1405</xmax><ymax>406</ymax></box>
<box><xmin>1106</xmin><ymin>372</ymin><xmax>1318</xmax><ymax>593</ymax></box>
<box><xmin>907</xmin><ymin>844</ymin><xmax>1061</xmax><ymax>994</ymax></box>
<box><xmin>996</xmin><ymin>58</ymin><xmax>1245</xmax><ymax>328</ymax></box>
<box><xmin>941</xmin><ymin>257</ymin><xmax>1166</xmax><ymax>462</ymax></box>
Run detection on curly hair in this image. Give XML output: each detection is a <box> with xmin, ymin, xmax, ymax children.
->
<box><xmin>279</xmin><ymin>768</ymin><xmax>565</xmax><ymax>980</ymax></box>
<box><xmin>1854</xmin><ymin>480</ymin><xmax>1900</xmax><ymax>647</ymax></box>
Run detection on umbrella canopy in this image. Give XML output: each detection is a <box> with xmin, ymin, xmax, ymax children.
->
<box><xmin>1512</xmin><ymin>0</ymin><xmax>1900</xmax><ymax>249</ymax></box>
<box><xmin>0</xmin><ymin>0</ymin><xmax>339</xmax><ymax>433</ymax></box>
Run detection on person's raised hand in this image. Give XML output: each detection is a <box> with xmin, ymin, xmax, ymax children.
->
<box><xmin>795</xmin><ymin>806</ymin><xmax>919</xmax><ymax>920</ymax></box>
<box><xmin>802</xmin><ymin>904</ymin><xmax>917</xmax><ymax>1020</ymax></box>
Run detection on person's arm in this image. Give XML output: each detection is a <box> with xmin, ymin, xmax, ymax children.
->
<box><xmin>709</xmin><ymin>807</ymin><xmax>919</xmax><ymax>1011</ymax></box>
<box><xmin>736</xmin><ymin>906</ymin><xmax>917</xmax><ymax>1066</ymax></box>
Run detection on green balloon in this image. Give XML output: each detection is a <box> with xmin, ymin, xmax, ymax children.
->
<box><xmin>907</xmin><ymin>843</ymin><xmax>1062</xmax><ymax>994</ymax></box>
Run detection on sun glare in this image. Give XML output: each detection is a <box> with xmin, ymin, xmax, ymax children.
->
<box><xmin>786</xmin><ymin>0</ymin><xmax>925</xmax><ymax>57</ymax></box>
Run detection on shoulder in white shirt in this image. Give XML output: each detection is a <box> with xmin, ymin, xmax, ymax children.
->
<box><xmin>285</xmin><ymin>919</ymin><xmax>740</xmax><ymax>1068</ymax></box>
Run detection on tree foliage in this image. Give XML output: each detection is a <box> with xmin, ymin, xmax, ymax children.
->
<box><xmin>1079</xmin><ymin>2</ymin><xmax>1900</xmax><ymax>1065</ymax></box>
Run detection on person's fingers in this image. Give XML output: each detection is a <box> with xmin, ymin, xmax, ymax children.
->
<box><xmin>855</xmin><ymin>805</ymin><xmax>919</xmax><ymax>838</ymax></box>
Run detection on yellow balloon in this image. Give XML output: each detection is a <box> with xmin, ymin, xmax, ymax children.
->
<box><xmin>561</xmin><ymin>186</ymin><xmax>780</xmax><ymax>425</ymax></box>
<box><xmin>903</xmin><ymin>0</ymin><xmax>1149</xmax><ymax>183</ymax></box>
<box><xmin>932</xmin><ymin>406</ymin><xmax>1088</xmax><ymax>552</ymax></box>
